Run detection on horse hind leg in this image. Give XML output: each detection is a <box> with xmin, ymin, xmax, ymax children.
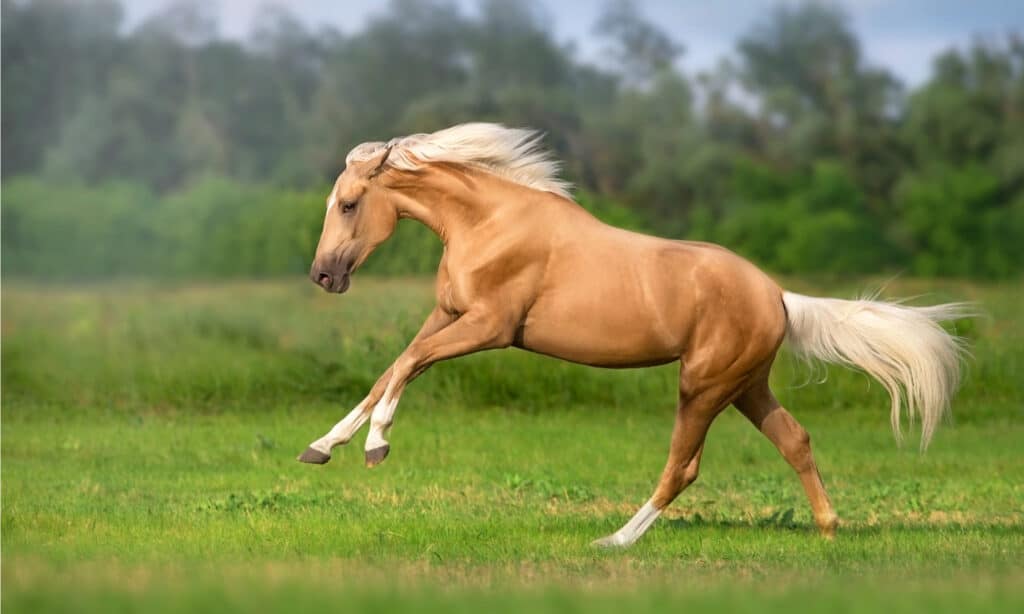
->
<box><xmin>734</xmin><ymin>378</ymin><xmax>838</xmax><ymax>538</ymax></box>
<box><xmin>592</xmin><ymin>382</ymin><xmax>733</xmax><ymax>548</ymax></box>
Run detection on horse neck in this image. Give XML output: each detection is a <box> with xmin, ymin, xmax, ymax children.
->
<box><xmin>383</xmin><ymin>164</ymin><xmax>504</xmax><ymax>246</ymax></box>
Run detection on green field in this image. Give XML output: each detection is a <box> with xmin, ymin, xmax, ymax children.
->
<box><xmin>2</xmin><ymin>277</ymin><xmax>1022</xmax><ymax>613</ymax></box>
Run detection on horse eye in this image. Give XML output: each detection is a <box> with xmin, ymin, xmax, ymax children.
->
<box><xmin>342</xmin><ymin>201</ymin><xmax>357</xmax><ymax>213</ymax></box>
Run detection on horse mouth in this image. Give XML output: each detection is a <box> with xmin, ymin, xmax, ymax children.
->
<box><xmin>336</xmin><ymin>272</ymin><xmax>351</xmax><ymax>293</ymax></box>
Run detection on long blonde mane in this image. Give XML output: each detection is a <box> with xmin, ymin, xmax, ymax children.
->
<box><xmin>345</xmin><ymin>123</ymin><xmax>572</xmax><ymax>198</ymax></box>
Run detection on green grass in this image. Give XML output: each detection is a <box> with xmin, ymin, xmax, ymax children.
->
<box><xmin>3</xmin><ymin>277</ymin><xmax>1022</xmax><ymax>612</ymax></box>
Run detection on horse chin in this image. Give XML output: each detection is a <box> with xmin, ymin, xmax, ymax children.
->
<box><xmin>335</xmin><ymin>273</ymin><xmax>351</xmax><ymax>294</ymax></box>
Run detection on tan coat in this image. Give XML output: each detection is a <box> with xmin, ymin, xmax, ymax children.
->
<box><xmin>298</xmin><ymin>125</ymin><xmax>967</xmax><ymax>547</ymax></box>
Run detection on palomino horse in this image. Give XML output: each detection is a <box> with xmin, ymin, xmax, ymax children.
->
<box><xmin>298</xmin><ymin>123</ymin><xmax>967</xmax><ymax>547</ymax></box>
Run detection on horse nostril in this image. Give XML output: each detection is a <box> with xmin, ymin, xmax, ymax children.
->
<box><xmin>317</xmin><ymin>272</ymin><xmax>332</xmax><ymax>289</ymax></box>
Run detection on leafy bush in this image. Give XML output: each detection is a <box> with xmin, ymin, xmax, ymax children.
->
<box><xmin>1</xmin><ymin>178</ymin><xmax>159</xmax><ymax>278</ymax></box>
<box><xmin>706</xmin><ymin>162</ymin><xmax>893</xmax><ymax>274</ymax></box>
<box><xmin>2</xmin><ymin>171</ymin><xmax>1019</xmax><ymax>280</ymax></box>
<box><xmin>894</xmin><ymin>165</ymin><xmax>1024</xmax><ymax>277</ymax></box>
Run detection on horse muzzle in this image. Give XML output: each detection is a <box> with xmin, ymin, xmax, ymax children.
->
<box><xmin>310</xmin><ymin>262</ymin><xmax>352</xmax><ymax>294</ymax></box>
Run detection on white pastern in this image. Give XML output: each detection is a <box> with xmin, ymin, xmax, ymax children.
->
<box><xmin>592</xmin><ymin>500</ymin><xmax>661</xmax><ymax>548</ymax></box>
<box><xmin>365</xmin><ymin>396</ymin><xmax>399</xmax><ymax>451</ymax></box>
<box><xmin>309</xmin><ymin>402</ymin><xmax>369</xmax><ymax>454</ymax></box>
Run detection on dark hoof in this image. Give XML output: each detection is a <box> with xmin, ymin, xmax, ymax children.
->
<box><xmin>297</xmin><ymin>447</ymin><xmax>331</xmax><ymax>465</ymax></box>
<box><xmin>365</xmin><ymin>445</ymin><xmax>389</xmax><ymax>467</ymax></box>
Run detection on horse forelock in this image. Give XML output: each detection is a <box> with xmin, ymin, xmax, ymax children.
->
<box><xmin>344</xmin><ymin>123</ymin><xmax>573</xmax><ymax>199</ymax></box>
<box><xmin>345</xmin><ymin>141</ymin><xmax>388</xmax><ymax>166</ymax></box>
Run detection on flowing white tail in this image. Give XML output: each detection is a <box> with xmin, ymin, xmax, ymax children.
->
<box><xmin>782</xmin><ymin>292</ymin><xmax>970</xmax><ymax>449</ymax></box>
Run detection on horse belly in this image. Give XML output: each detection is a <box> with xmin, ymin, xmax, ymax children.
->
<box><xmin>517</xmin><ymin>291</ymin><xmax>684</xmax><ymax>368</ymax></box>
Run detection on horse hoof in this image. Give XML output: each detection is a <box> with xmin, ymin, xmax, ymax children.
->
<box><xmin>365</xmin><ymin>445</ymin><xmax>389</xmax><ymax>467</ymax></box>
<box><xmin>297</xmin><ymin>447</ymin><xmax>331</xmax><ymax>465</ymax></box>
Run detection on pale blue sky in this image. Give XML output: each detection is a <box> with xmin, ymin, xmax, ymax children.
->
<box><xmin>123</xmin><ymin>0</ymin><xmax>1023</xmax><ymax>85</ymax></box>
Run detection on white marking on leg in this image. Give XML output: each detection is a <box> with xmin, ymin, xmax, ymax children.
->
<box><xmin>309</xmin><ymin>401</ymin><xmax>370</xmax><ymax>454</ymax></box>
<box><xmin>365</xmin><ymin>396</ymin><xmax>399</xmax><ymax>452</ymax></box>
<box><xmin>592</xmin><ymin>499</ymin><xmax>661</xmax><ymax>548</ymax></box>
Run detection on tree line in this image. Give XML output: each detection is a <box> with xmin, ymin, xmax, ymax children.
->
<box><xmin>3</xmin><ymin>0</ymin><xmax>1022</xmax><ymax>279</ymax></box>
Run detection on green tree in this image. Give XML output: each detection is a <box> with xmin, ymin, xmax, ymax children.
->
<box><xmin>1</xmin><ymin>0</ymin><xmax>123</xmax><ymax>176</ymax></box>
<box><xmin>736</xmin><ymin>3</ymin><xmax>904</xmax><ymax>203</ymax></box>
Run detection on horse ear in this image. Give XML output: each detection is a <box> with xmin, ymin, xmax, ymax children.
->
<box><xmin>367</xmin><ymin>143</ymin><xmax>393</xmax><ymax>177</ymax></box>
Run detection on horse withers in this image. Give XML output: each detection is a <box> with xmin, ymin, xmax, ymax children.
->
<box><xmin>298</xmin><ymin>123</ymin><xmax>968</xmax><ymax>547</ymax></box>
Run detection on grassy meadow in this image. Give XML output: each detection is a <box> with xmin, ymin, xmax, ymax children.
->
<box><xmin>2</xmin><ymin>276</ymin><xmax>1022</xmax><ymax>612</ymax></box>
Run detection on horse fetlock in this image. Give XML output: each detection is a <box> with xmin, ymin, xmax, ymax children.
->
<box><xmin>370</xmin><ymin>417</ymin><xmax>393</xmax><ymax>431</ymax></box>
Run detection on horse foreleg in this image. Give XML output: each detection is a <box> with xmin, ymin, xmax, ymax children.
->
<box><xmin>298</xmin><ymin>307</ymin><xmax>453</xmax><ymax>465</ymax></box>
<box><xmin>363</xmin><ymin>309</ymin><xmax>514</xmax><ymax>467</ymax></box>
<box><xmin>297</xmin><ymin>373</ymin><xmax>387</xmax><ymax>464</ymax></box>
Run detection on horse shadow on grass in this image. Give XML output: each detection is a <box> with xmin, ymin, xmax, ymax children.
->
<box><xmin>658</xmin><ymin>510</ymin><xmax>1023</xmax><ymax>537</ymax></box>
